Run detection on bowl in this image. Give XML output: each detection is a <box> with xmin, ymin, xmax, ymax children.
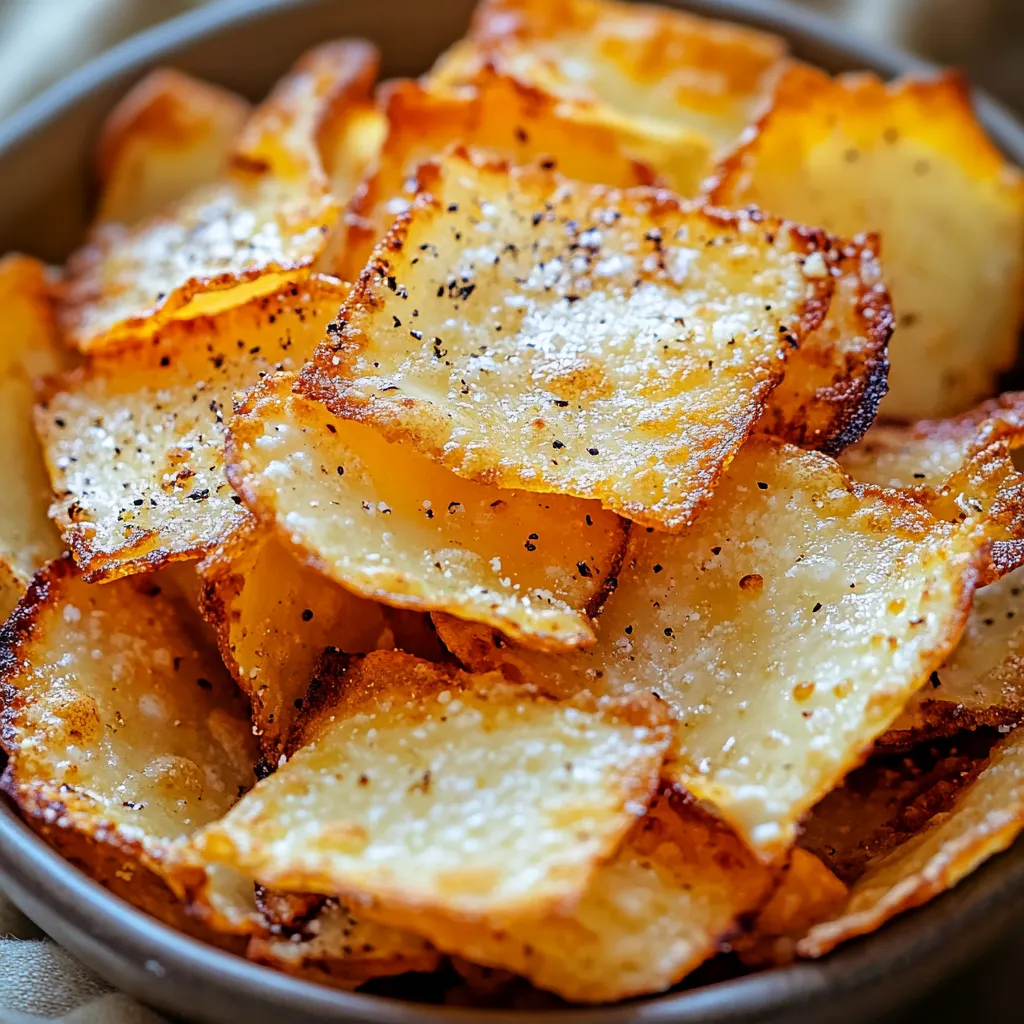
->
<box><xmin>2</xmin><ymin>1</ymin><xmax>1024</xmax><ymax>1021</ymax></box>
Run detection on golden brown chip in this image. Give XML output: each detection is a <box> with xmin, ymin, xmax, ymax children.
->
<box><xmin>37</xmin><ymin>276</ymin><xmax>348</xmax><ymax>582</ymax></box>
<box><xmin>431</xmin><ymin>0</ymin><xmax>785</xmax><ymax>156</ymax></box>
<box><xmin>94</xmin><ymin>69</ymin><xmax>250</xmax><ymax>227</ymax></box>
<box><xmin>0</xmin><ymin>256</ymin><xmax>70</xmax><ymax>593</ymax></box>
<box><xmin>0</xmin><ymin>556</ymin><xmax>260</xmax><ymax>933</ymax></box>
<box><xmin>195</xmin><ymin>649</ymin><xmax>671</xmax><ymax>919</ymax></box>
<box><xmin>434</xmin><ymin>436</ymin><xmax>989</xmax><ymax>857</ymax></box>
<box><xmin>881</xmin><ymin>568</ymin><xmax>1024</xmax><ymax>748</ymax></box>
<box><xmin>798</xmin><ymin>732</ymin><xmax>1024</xmax><ymax>957</ymax></box>
<box><xmin>840</xmin><ymin>394</ymin><xmax>1024</xmax><ymax>578</ymax></box>
<box><xmin>363</xmin><ymin>790</ymin><xmax>772</xmax><ymax>1003</ymax></box>
<box><xmin>60</xmin><ymin>41</ymin><xmax>377</xmax><ymax>352</ymax></box>
<box><xmin>732</xmin><ymin>849</ymin><xmax>847</xmax><ymax>967</ymax></box>
<box><xmin>709</xmin><ymin>63</ymin><xmax>1024</xmax><ymax>421</ymax></box>
<box><xmin>227</xmin><ymin>373</ymin><xmax>626</xmax><ymax>650</ymax></box>
<box><xmin>198</xmin><ymin>522</ymin><xmax>392</xmax><ymax>757</ymax></box>
<box><xmin>756</xmin><ymin>234</ymin><xmax>892</xmax><ymax>454</ymax></box>
<box><xmin>299</xmin><ymin>148</ymin><xmax>835</xmax><ymax>531</ymax></box>
<box><xmin>247</xmin><ymin>896</ymin><xmax>441</xmax><ymax>989</ymax></box>
<box><xmin>332</xmin><ymin>73</ymin><xmax>703</xmax><ymax>281</ymax></box>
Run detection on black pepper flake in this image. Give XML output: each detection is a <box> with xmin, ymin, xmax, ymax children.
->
<box><xmin>757</xmin><ymin>481</ymin><xmax>768</xmax><ymax>490</ymax></box>
<box><xmin>409</xmin><ymin>329</ymin><xmax>423</xmax><ymax>341</ymax></box>
<box><xmin>930</xmin><ymin>671</ymin><xmax>942</xmax><ymax>688</ymax></box>
<box><xmin>624</xmin><ymin>625</ymin><xmax>633</xmax><ymax>635</ymax></box>
<box><xmin>300</xmin><ymin>609</ymin><xmax>314</xmax><ymax>622</ymax></box>
<box><xmin>652</xmin><ymin>564</ymin><xmax>663</xmax><ymax>574</ymax></box>
<box><xmin>392</xmin><ymin>315</ymin><xmax>402</xmax><ymax>328</ymax></box>
<box><xmin>159</xmin><ymin>356</ymin><xmax>170</xmax><ymax>367</ymax></box>
<box><xmin>587</xmin><ymin>448</ymin><xmax>599</xmax><ymax>456</ymax></box>
<box><xmin>664</xmin><ymin>627</ymin><xmax>673</xmax><ymax>637</ymax></box>
<box><xmin>231</xmin><ymin>495</ymin><xmax>243</xmax><ymax>505</ymax></box>
<box><xmin>187</xmin><ymin>488</ymin><xmax>210</xmax><ymax>501</ymax></box>
<box><xmin>585</xmin><ymin>514</ymin><xmax>593</xmax><ymax>526</ymax></box>
<box><xmin>553</xmin><ymin>399</ymin><xmax>569</xmax><ymax>407</ymax></box>
<box><xmin>197</xmin><ymin>678</ymin><xmax>212</xmax><ymax>691</ymax></box>
<box><xmin>386</xmin><ymin>275</ymin><xmax>398</xmax><ymax>292</ymax></box>
<box><xmin>552</xmin><ymin>440</ymin><xmax>564</xmax><ymax>450</ymax></box>
<box><xmin>812</xmin><ymin>602</ymin><xmax>822</xmax><ymax>612</ymax></box>
<box><xmin>447</xmin><ymin>203</ymin><xmax>459</xmax><ymax>212</ymax></box>
<box><xmin>326</xmin><ymin>423</ymin><xmax>337</xmax><ymax>433</ymax></box>
<box><xmin>913</xmin><ymin>472</ymin><xmax>926</xmax><ymax>479</ymax></box>
<box><xmin>711</xmin><ymin>545</ymin><xmax>722</xmax><ymax>555</ymax></box>
<box><xmin>424</xmin><ymin>508</ymin><xmax>434</xmax><ymax>519</ymax></box>
<box><xmin>577</xmin><ymin>561</ymin><xmax>592</xmax><ymax>577</ymax></box>
<box><xmin>524</xmin><ymin>541</ymin><xmax>537</xmax><ymax>552</ymax></box>
<box><xmin>531</xmin><ymin>212</ymin><xmax>543</xmax><ymax>226</ymax></box>
<box><xmin>133</xmin><ymin>498</ymin><xmax>144</xmax><ymax>506</ymax></box>
<box><xmin>447</xmin><ymin>501</ymin><xmax>462</xmax><ymax>514</ymax></box>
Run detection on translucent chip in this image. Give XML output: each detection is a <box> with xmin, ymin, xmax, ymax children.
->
<box><xmin>94</xmin><ymin>69</ymin><xmax>250</xmax><ymax>227</ymax></box>
<box><xmin>195</xmin><ymin>649</ymin><xmax>671</xmax><ymax>918</ymax></box>
<box><xmin>60</xmin><ymin>41</ymin><xmax>377</xmax><ymax>351</ymax></box>
<box><xmin>434</xmin><ymin>436</ymin><xmax>990</xmax><ymax>857</ymax></box>
<box><xmin>0</xmin><ymin>556</ymin><xmax>260</xmax><ymax>935</ymax></box>
<box><xmin>37</xmin><ymin>277</ymin><xmax>348</xmax><ymax>581</ymax></box>
<box><xmin>431</xmin><ymin>0</ymin><xmax>786</xmax><ymax>156</ymax></box>
<box><xmin>227</xmin><ymin>373</ymin><xmax>626</xmax><ymax>649</ymax></box>
<box><xmin>710</xmin><ymin>63</ymin><xmax>1024</xmax><ymax>420</ymax></box>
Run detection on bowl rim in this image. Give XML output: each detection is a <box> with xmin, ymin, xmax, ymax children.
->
<box><xmin>2</xmin><ymin>0</ymin><xmax>1024</xmax><ymax>1021</ymax></box>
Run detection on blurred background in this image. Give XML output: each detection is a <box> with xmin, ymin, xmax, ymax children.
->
<box><xmin>0</xmin><ymin>0</ymin><xmax>1023</xmax><ymax>119</ymax></box>
<box><xmin>0</xmin><ymin>0</ymin><xmax>1022</xmax><ymax>1021</ymax></box>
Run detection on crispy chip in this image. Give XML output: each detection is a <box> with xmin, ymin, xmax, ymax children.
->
<box><xmin>362</xmin><ymin>791</ymin><xmax>771</xmax><ymax>1003</ymax></box>
<box><xmin>196</xmin><ymin>649</ymin><xmax>671</xmax><ymax>918</ymax></box>
<box><xmin>247</xmin><ymin>896</ymin><xmax>441</xmax><ymax>989</ymax></box>
<box><xmin>840</xmin><ymin>394</ymin><xmax>1024</xmax><ymax>578</ymax></box>
<box><xmin>434</xmin><ymin>436</ymin><xmax>989</xmax><ymax>857</ymax></box>
<box><xmin>332</xmin><ymin>73</ymin><xmax>704</xmax><ymax>281</ymax></box>
<box><xmin>227</xmin><ymin>373</ymin><xmax>626</xmax><ymax>650</ymax></box>
<box><xmin>755</xmin><ymin>234</ymin><xmax>892</xmax><ymax>454</ymax></box>
<box><xmin>881</xmin><ymin>568</ymin><xmax>1024</xmax><ymax>748</ymax></box>
<box><xmin>798</xmin><ymin>732</ymin><xmax>1024</xmax><ymax>957</ymax></box>
<box><xmin>709</xmin><ymin>64</ymin><xmax>1024</xmax><ymax>421</ymax></box>
<box><xmin>95</xmin><ymin>69</ymin><xmax>250</xmax><ymax>227</ymax></box>
<box><xmin>37</xmin><ymin>276</ymin><xmax>348</xmax><ymax>582</ymax></box>
<box><xmin>0</xmin><ymin>256</ymin><xmax>70</xmax><ymax>592</ymax></box>
<box><xmin>801</xmin><ymin>728</ymin><xmax>999</xmax><ymax>884</ymax></box>
<box><xmin>0</xmin><ymin>556</ymin><xmax>260</xmax><ymax>932</ymax></box>
<box><xmin>198</xmin><ymin>522</ymin><xmax>392</xmax><ymax>757</ymax></box>
<box><xmin>732</xmin><ymin>849</ymin><xmax>847</xmax><ymax>967</ymax></box>
<box><xmin>60</xmin><ymin>41</ymin><xmax>377</xmax><ymax>352</ymax></box>
<box><xmin>299</xmin><ymin>149</ymin><xmax>835</xmax><ymax>531</ymax></box>
<box><xmin>431</xmin><ymin>0</ymin><xmax>785</xmax><ymax>155</ymax></box>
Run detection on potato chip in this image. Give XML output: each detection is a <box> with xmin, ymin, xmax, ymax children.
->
<box><xmin>0</xmin><ymin>556</ymin><xmax>260</xmax><ymax>932</ymax></box>
<box><xmin>299</xmin><ymin>148</ymin><xmax>835</xmax><ymax>531</ymax></box>
<box><xmin>709</xmin><ymin>64</ymin><xmax>1024</xmax><ymax>421</ymax></box>
<box><xmin>94</xmin><ymin>69</ymin><xmax>250</xmax><ymax>227</ymax></box>
<box><xmin>798</xmin><ymin>732</ymin><xmax>1024</xmax><ymax>957</ymax></box>
<box><xmin>227</xmin><ymin>373</ymin><xmax>626</xmax><ymax>650</ymax></box>
<box><xmin>881</xmin><ymin>568</ymin><xmax>1024</xmax><ymax>748</ymax></box>
<box><xmin>732</xmin><ymin>848</ymin><xmax>847</xmax><ymax>967</ymax></box>
<box><xmin>431</xmin><ymin>0</ymin><xmax>785</xmax><ymax>155</ymax></box>
<box><xmin>363</xmin><ymin>790</ymin><xmax>772</xmax><ymax>1003</ymax></box>
<box><xmin>840</xmin><ymin>394</ymin><xmax>1024</xmax><ymax>578</ymax></box>
<box><xmin>0</xmin><ymin>256</ymin><xmax>71</xmax><ymax>590</ymax></box>
<box><xmin>247</xmin><ymin>896</ymin><xmax>441</xmax><ymax>989</ymax></box>
<box><xmin>60</xmin><ymin>41</ymin><xmax>377</xmax><ymax>352</ymax></box>
<box><xmin>756</xmin><ymin>234</ymin><xmax>893</xmax><ymax>454</ymax></box>
<box><xmin>800</xmin><ymin>728</ymin><xmax>999</xmax><ymax>884</ymax></box>
<box><xmin>195</xmin><ymin>649</ymin><xmax>671</xmax><ymax>918</ymax></box>
<box><xmin>37</xmin><ymin>276</ymin><xmax>348</xmax><ymax>582</ymax></box>
<box><xmin>198</xmin><ymin>522</ymin><xmax>392</xmax><ymax>757</ymax></box>
<box><xmin>434</xmin><ymin>436</ymin><xmax>989</xmax><ymax>857</ymax></box>
<box><xmin>333</xmin><ymin>73</ymin><xmax>706</xmax><ymax>281</ymax></box>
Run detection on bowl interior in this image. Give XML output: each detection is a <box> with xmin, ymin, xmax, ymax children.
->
<box><xmin>1</xmin><ymin>1</ymin><xmax>1024</xmax><ymax>1022</ymax></box>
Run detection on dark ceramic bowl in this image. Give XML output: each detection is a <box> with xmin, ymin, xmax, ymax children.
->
<box><xmin>2</xmin><ymin>1</ymin><xmax>1024</xmax><ymax>1021</ymax></box>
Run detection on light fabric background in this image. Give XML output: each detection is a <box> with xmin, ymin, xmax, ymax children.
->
<box><xmin>0</xmin><ymin>0</ymin><xmax>1022</xmax><ymax>1021</ymax></box>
